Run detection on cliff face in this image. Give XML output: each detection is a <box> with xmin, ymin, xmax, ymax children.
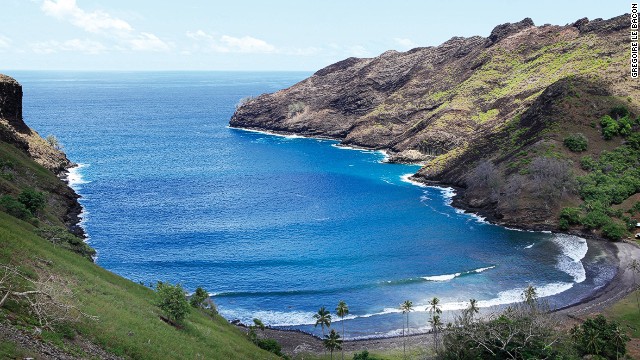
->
<box><xmin>0</xmin><ymin>74</ymin><xmax>72</xmax><ymax>174</ymax></box>
<box><xmin>0</xmin><ymin>74</ymin><xmax>84</xmax><ymax>237</ymax></box>
<box><xmin>231</xmin><ymin>14</ymin><xmax>639</xmax><ymax>231</ymax></box>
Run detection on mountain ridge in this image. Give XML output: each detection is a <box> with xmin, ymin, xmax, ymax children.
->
<box><xmin>230</xmin><ymin>14</ymin><xmax>639</xmax><ymax>236</ymax></box>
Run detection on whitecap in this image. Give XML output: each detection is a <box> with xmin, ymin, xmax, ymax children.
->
<box><xmin>524</xmin><ymin>243</ymin><xmax>534</xmax><ymax>249</ymax></box>
<box><xmin>550</xmin><ymin>234</ymin><xmax>588</xmax><ymax>283</ymax></box>
<box><xmin>67</xmin><ymin>163</ymin><xmax>89</xmax><ymax>189</ymax></box>
<box><xmin>400</xmin><ymin>173</ymin><xmax>426</xmax><ymax>187</ymax></box>
<box><xmin>422</xmin><ymin>265</ymin><xmax>496</xmax><ymax>282</ymax></box>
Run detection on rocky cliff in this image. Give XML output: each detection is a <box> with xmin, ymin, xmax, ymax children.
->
<box><xmin>231</xmin><ymin>14</ymin><xmax>639</xmax><ymax>233</ymax></box>
<box><xmin>0</xmin><ymin>74</ymin><xmax>84</xmax><ymax>237</ymax></box>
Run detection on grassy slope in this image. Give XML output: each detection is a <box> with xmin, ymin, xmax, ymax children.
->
<box><xmin>0</xmin><ymin>140</ymin><xmax>275</xmax><ymax>359</ymax></box>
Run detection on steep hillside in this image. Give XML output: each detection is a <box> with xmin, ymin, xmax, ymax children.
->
<box><xmin>0</xmin><ymin>75</ymin><xmax>276</xmax><ymax>359</ymax></box>
<box><xmin>231</xmin><ymin>15</ymin><xmax>640</xmax><ymax>237</ymax></box>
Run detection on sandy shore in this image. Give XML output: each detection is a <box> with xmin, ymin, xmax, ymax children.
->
<box><xmin>237</xmin><ymin>240</ymin><xmax>640</xmax><ymax>357</ymax></box>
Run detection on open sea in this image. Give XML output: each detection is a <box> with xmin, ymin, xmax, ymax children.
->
<box><xmin>14</xmin><ymin>71</ymin><xmax>616</xmax><ymax>338</ymax></box>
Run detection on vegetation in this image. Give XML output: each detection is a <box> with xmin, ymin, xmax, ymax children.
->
<box><xmin>287</xmin><ymin>101</ymin><xmax>306</xmax><ymax>117</ymax></box>
<box><xmin>36</xmin><ymin>226</ymin><xmax>96</xmax><ymax>259</ymax></box>
<box><xmin>45</xmin><ymin>134</ymin><xmax>62</xmax><ymax>150</ymax></box>
<box><xmin>571</xmin><ymin>315</ymin><xmax>629</xmax><ymax>359</ymax></box>
<box><xmin>555</xmin><ymin>106</ymin><xmax>640</xmax><ymax>240</ymax></box>
<box><xmin>155</xmin><ymin>281</ymin><xmax>191</xmax><ymax>324</ymax></box>
<box><xmin>562</xmin><ymin>133</ymin><xmax>588</xmax><ymax>152</ymax></box>
<box><xmin>314</xmin><ymin>306</ymin><xmax>332</xmax><ymax>338</ymax></box>
<box><xmin>400</xmin><ymin>299</ymin><xmax>413</xmax><ymax>358</ymax></box>
<box><xmin>323</xmin><ymin>329</ymin><xmax>343</xmax><ymax>360</ymax></box>
<box><xmin>336</xmin><ymin>300</ymin><xmax>349</xmax><ymax>360</ymax></box>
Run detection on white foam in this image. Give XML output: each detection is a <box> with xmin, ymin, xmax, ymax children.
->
<box><xmin>550</xmin><ymin>234</ymin><xmax>588</xmax><ymax>283</ymax></box>
<box><xmin>525</xmin><ymin>243</ymin><xmax>534</xmax><ymax>249</ymax></box>
<box><xmin>67</xmin><ymin>163</ymin><xmax>89</xmax><ymax>190</ymax></box>
<box><xmin>422</xmin><ymin>266</ymin><xmax>496</xmax><ymax>282</ymax></box>
<box><xmin>400</xmin><ymin>173</ymin><xmax>427</xmax><ymax>187</ymax></box>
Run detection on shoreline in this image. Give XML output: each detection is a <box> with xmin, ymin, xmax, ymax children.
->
<box><xmin>235</xmin><ymin>241</ymin><xmax>640</xmax><ymax>356</ymax></box>
<box><xmin>226</xmin><ymin>124</ymin><xmax>640</xmax><ymax>355</ymax></box>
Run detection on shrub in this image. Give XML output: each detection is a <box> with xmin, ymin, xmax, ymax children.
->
<box><xmin>559</xmin><ymin>207</ymin><xmax>581</xmax><ymax>225</ymax></box>
<box><xmin>287</xmin><ymin>102</ymin><xmax>305</xmax><ymax>117</ymax></box>
<box><xmin>601</xmin><ymin>221</ymin><xmax>627</xmax><ymax>241</ymax></box>
<box><xmin>563</xmin><ymin>133</ymin><xmax>588</xmax><ymax>152</ymax></box>
<box><xmin>579</xmin><ymin>156</ymin><xmax>596</xmax><ymax>171</ymax></box>
<box><xmin>627</xmin><ymin>133</ymin><xmax>640</xmax><ymax>150</ymax></box>
<box><xmin>353</xmin><ymin>350</ymin><xmax>383</xmax><ymax>360</ymax></box>
<box><xmin>255</xmin><ymin>338</ymin><xmax>285</xmax><ymax>357</ymax></box>
<box><xmin>571</xmin><ymin>315</ymin><xmax>629</xmax><ymax>359</ymax></box>
<box><xmin>45</xmin><ymin>134</ymin><xmax>62</xmax><ymax>150</ymax></box>
<box><xmin>610</xmin><ymin>106</ymin><xmax>630</xmax><ymax>119</ymax></box>
<box><xmin>36</xmin><ymin>226</ymin><xmax>96</xmax><ymax>259</ymax></box>
<box><xmin>156</xmin><ymin>282</ymin><xmax>190</xmax><ymax>324</ymax></box>
<box><xmin>582</xmin><ymin>210</ymin><xmax>610</xmax><ymax>230</ymax></box>
<box><xmin>0</xmin><ymin>195</ymin><xmax>32</xmax><ymax>220</ymax></box>
<box><xmin>17</xmin><ymin>188</ymin><xmax>46</xmax><ymax>216</ymax></box>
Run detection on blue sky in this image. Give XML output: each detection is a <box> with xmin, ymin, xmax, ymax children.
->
<box><xmin>0</xmin><ymin>0</ymin><xmax>629</xmax><ymax>71</ymax></box>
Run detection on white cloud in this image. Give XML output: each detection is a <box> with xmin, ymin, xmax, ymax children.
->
<box><xmin>187</xmin><ymin>31</ymin><xmax>276</xmax><ymax>54</ymax></box>
<box><xmin>129</xmin><ymin>33</ymin><xmax>171</xmax><ymax>52</ymax></box>
<box><xmin>394</xmin><ymin>38</ymin><xmax>418</xmax><ymax>49</ymax></box>
<box><xmin>41</xmin><ymin>0</ymin><xmax>133</xmax><ymax>33</ymax></box>
<box><xmin>0</xmin><ymin>35</ymin><xmax>11</xmax><ymax>50</ymax></box>
<box><xmin>347</xmin><ymin>45</ymin><xmax>370</xmax><ymax>57</ymax></box>
<box><xmin>30</xmin><ymin>38</ymin><xmax>107</xmax><ymax>54</ymax></box>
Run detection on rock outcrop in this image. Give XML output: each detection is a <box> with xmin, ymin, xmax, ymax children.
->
<box><xmin>0</xmin><ymin>75</ymin><xmax>72</xmax><ymax>174</ymax></box>
<box><xmin>230</xmin><ymin>14</ymin><xmax>639</xmax><ymax>231</ymax></box>
<box><xmin>0</xmin><ymin>74</ymin><xmax>84</xmax><ymax>237</ymax></box>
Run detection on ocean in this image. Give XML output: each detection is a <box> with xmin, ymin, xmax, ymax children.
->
<box><xmin>15</xmin><ymin>71</ymin><xmax>615</xmax><ymax>338</ymax></box>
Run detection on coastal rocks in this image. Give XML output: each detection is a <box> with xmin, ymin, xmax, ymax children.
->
<box><xmin>0</xmin><ymin>74</ymin><xmax>72</xmax><ymax>174</ymax></box>
<box><xmin>0</xmin><ymin>74</ymin><xmax>86</xmax><ymax>239</ymax></box>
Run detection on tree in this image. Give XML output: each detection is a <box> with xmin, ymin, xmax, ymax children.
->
<box><xmin>336</xmin><ymin>300</ymin><xmax>349</xmax><ymax>360</ymax></box>
<box><xmin>314</xmin><ymin>306</ymin><xmax>332</xmax><ymax>338</ymax></box>
<box><xmin>156</xmin><ymin>281</ymin><xmax>190</xmax><ymax>324</ymax></box>
<box><xmin>571</xmin><ymin>315</ymin><xmax>629</xmax><ymax>359</ymax></box>
<box><xmin>627</xmin><ymin>259</ymin><xmax>640</xmax><ymax>314</ymax></box>
<box><xmin>428</xmin><ymin>297</ymin><xmax>443</xmax><ymax>353</ymax></box>
<box><xmin>522</xmin><ymin>285</ymin><xmax>537</xmax><ymax>307</ymax></box>
<box><xmin>400</xmin><ymin>300</ymin><xmax>413</xmax><ymax>359</ymax></box>
<box><xmin>323</xmin><ymin>329</ymin><xmax>343</xmax><ymax>360</ymax></box>
<box><xmin>45</xmin><ymin>134</ymin><xmax>62</xmax><ymax>150</ymax></box>
<box><xmin>17</xmin><ymin>188</ymin><xmax>46</xmax><ymax>216</ymax></box>
<box><xmin>189</xmin><ymin>286</ymin><xmax>209</xmax><ymax>308</ymax></box>
<box><xmin>563</xmin><ymin>133</ymin><xmax>588</xmax><ymax>152</ymax></box>
<box><xmin>465</xmin><ymin>298</ymin><xmax>479</xmax><ymax>321</ymax></box>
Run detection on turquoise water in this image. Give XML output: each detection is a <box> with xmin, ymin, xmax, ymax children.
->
<box><xmin>15</xmin><ymin>71</ymin><xmax>615</xmax><ymax>338</ymax></box>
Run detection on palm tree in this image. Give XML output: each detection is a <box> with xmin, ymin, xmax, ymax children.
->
<box><xmin>313</xmin><ymin>306</ymin><xmax>332</xmax><ymax>338</ymax></box>
<box><xmin>429</xmin><ymin>314</ymin><xmax>443</xmax><ymax>354</ymax></box>
<box><xmin>400</xmin><ymin>300</ymin><xmax>413</xmax><ymax>359</ymax></box>
<box><xmin>466</xmin><ymin>298</ymin><xmax>479</xmax><ymax>322</ymax></box>
<box><xmin>523</xmin><ymin>284</ymin><xmax>537</xmax><ymax>307</ymax></box>
<box><xmin>428</xmin><ymin>297</ymin><xmax>442</xmax><ymax>318</ymax></box>
<box><xmin>323</xmin><ymin>329</ymin><xmax>343</xmax><ymax>360</ymax></box>
<box><xmin>627</xmin><ymin>259</ymin><xmax>640</xmax><ymax>314</ymax></box>
<box><xmin>336</xmin><ymin>300</ymin><xmax>349</xmax><ymax>360</ymax></box>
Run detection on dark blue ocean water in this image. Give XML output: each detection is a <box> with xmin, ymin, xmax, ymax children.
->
<box><xmin>14</xmin><ymin>71</ymin><xmax>615</xmax><ymax>338</ymax></box>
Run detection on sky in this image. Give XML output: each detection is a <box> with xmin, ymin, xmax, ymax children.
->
<box><xmin>0</xmin><ymin>0</ymin><xmax>630</xmax><ymax>71</ymax></box>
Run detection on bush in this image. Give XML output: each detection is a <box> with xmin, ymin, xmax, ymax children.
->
<box><xmin>610</xmin><ymin>106</ymin><xmax>630</xmax><ymax>119</ymax></box>
<box><xmin>17</xmin><ymin>188</ymin><xmax>46</xmax><ymax>216</ymax></box>
<box><xmin>287</xmin><ymin>102</ymin><xmax>305</xmax><ymax>117</ymax></box>
<box><xmin>579</xmin><ymin>156</ymin><xmax>596</xmax><ymax>171</ymax></box>
<box><xmin>36</xmin><ymin>226</ymin><xmax>96</xmax><ymax>259</ymax></box>
<box><xmin>627</xmin><ymin>133</ymin><xmax>640</xmax><ymax>150</ymax></box>
<box><xmin>156</xmin><ymin>282</ymin><xmax>190</xmax><ymax>324</ymax></box>
<box><xmin>559</xmin><ymin>207</ymin><xmax>582</xmax><ymax>225</ymax></box>
<box><xmin>602</xmin><ymin>221</ymin><xmax>627</xmax><ymax>241</ymax></box>
<box><xmin>189</xmin><ymin>287</ymin><xmax>208</xmax><ymax>308</ymax></box>
<box><xmin>571</xmin><ymin>315</ymin><xmax>629</xmax><ymax>359</ymax></box>
<box><xmin>582</xmin><ymin>210</ymin><xmax>609</xmax><ymax>230</ymax></box>
<box><xmin>255</xmin><ymin>338</ymin><xmax>285</xmax><ymax>357</ymax></box>
<box><xmin>45</xmin><ymin>134</ymin><xmax>62</xmax><ymax>150</ymax></box>
<box><xmin>563</xmin><ymin>133</ymin><xmax>588</xmax><ymax>152</ymax></box>
<box><xmin>0</xmin><ymin>195</ymin><xmax>32</xmax><ymax>220</ymax></box>
<box><xmin>353</xmin><ymin>350</ymin><xmax>383</xmax><ymax>360</ymax></box>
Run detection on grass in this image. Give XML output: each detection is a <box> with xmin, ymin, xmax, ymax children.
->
<box><xmin>0</xmin><ymin>135</ymin><xmax>276</xmax><ymax>359</ymax></box>
<box><xmin>607</xmin><ymin>289</ymin><xmax>640</xmax><ymax>338</ymax></box>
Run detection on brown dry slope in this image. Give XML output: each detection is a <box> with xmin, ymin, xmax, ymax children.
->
<box><xmin>231</xmin><ymin>14</ymin><xmax>639</xmax><ymax>232</ymax></box>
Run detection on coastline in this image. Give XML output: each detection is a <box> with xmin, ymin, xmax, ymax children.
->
<box><xmin>227</xmin><ymin>124</ymin><xmax>640</xmax><ymax>355</ymax></box>
<box><xmin>235</xmin><ymin>240</ymin><xmax>640</xmax><ymax>356</ymax></box>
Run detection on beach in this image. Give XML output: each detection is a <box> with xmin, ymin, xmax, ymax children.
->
<box><xmin>240</xmin><ymin>240</ymin><xmax>640</xmax><ymax>357</ymax></box>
